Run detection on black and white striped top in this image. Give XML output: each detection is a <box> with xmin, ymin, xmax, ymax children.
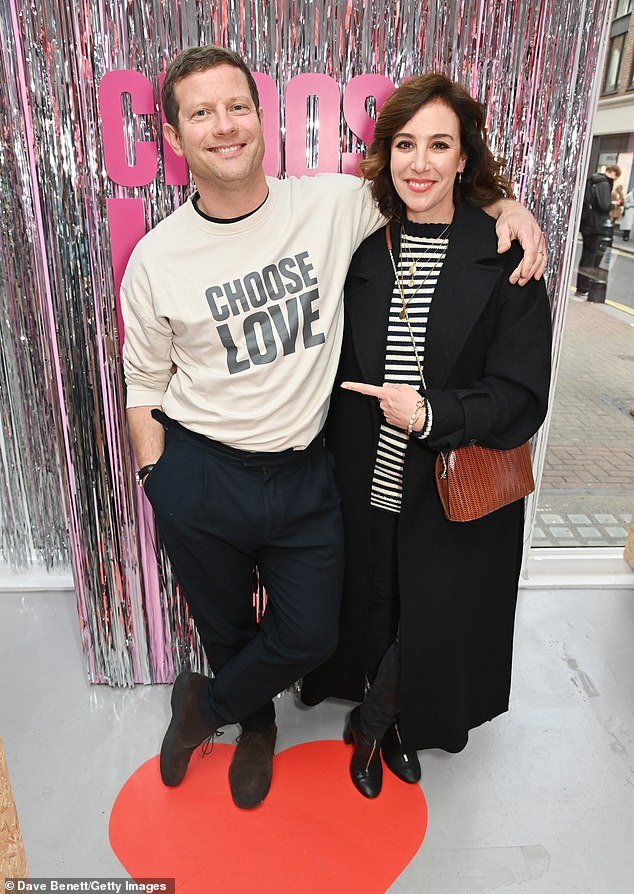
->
<box><xmin>370</xmin><ymin>222</ymin><xmax>449</xmax><ymax>513</ymax></box>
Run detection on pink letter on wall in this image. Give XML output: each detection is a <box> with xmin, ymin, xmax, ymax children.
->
<box><xmin>157</xmin><ymin>72</ymin><xmax>189</xmax><ymax>186</ymax></box>
<box><xmin>285</xmin><ymin>74</ymin><xmax>340</xmax><ymax>177</ymax></box>
<box><xmin>99</xmin><ymin>71</ymin><xmax>158</xmax><ymax>187</ymax></box>
<box><xmin>253</xmin><ymin>72</ymin><xmax>281</xmax><ymax>177</ymax></box>
<box><xmin>107</xmin><ymin>198</ymin><xmax>148</xmax><ymax>344</ymax></box>
<box><xmin>342</xmin><ymin>75</ymin><xmax>395</xmax><ymax>175</ymax></box>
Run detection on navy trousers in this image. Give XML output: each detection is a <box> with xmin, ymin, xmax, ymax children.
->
<box><xmin>144</xmin><ymin>413</ymin><xmax>345</xmax><ymax>732</ymax></box>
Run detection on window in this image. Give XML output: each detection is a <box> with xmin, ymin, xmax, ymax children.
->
<box><xmin>614</xmin><ymin>0</ymin><xmax>632</xmax><ymax>18</ymax></box>
<box><xmin>603</xmin><ymin>34</ymin><xmax>625</xmax><ymax>93</ymax></box>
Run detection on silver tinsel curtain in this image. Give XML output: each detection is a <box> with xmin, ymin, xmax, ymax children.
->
<box><xmin>0</xmin><ymin>0</ymin><xmax>611</xmax><ymax>684</ymax></box>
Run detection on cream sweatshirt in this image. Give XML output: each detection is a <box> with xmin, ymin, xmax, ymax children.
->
<box><xmin>121</xmin><ymin>174</ymin><xmax>383</xmax><ymax>451</ymax></box>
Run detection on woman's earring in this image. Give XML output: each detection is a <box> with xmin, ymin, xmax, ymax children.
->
<box><xmin>458</xmin><ymin>170</ymin><xmax>463</xmax><ymax>184</ymax></box>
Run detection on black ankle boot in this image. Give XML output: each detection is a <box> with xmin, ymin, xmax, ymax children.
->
<box><xmin>381</xmin><ymin>720</ymin><xmax>421</xmax><ymax>784</ymax></box>
<box><xmin>160</xmin><ymin>671</ymin><xmax>220</xmax><ymax>786</ymax></box>
<box><xmin>343</xmin><ymin>706</ymin><xmax>382</xmax><ymax>798</ymax></box>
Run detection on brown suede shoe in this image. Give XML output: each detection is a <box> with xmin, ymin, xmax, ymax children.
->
<box><xmin>160</xmin><ymin>671</ymin><xmax>218</xmax><ymax>787</ymax></box>
<box><xmin>228</xmin><ymin>723</ymin><xmax>277</xmax><ymax>809</ymax></box>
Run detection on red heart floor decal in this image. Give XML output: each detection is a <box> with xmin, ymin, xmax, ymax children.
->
<box><xmin>109</xmin><ymin>740</ymin><xmax>427</xmax><ymax>892</ymax></box>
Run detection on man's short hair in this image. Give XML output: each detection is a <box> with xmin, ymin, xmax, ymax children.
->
<box><xmin>605</xmin><ymin>164</ymin><xmax>622</xmax><ymax>179</ymax></box>
<box><xmin>162</xmin><ymin>45</ymin><xmax>260</xmax><ymax>128</ymax></box>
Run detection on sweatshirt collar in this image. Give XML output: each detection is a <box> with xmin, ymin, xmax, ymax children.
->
<box><xmin>192</xmin><ymin>188</ymin><xmax>270</xmax><ymax>224</ymax></box>
<box><xmin>185</xmin><ymin>177</ymin><xmax>279</xmax><ymax>234</ymax></box>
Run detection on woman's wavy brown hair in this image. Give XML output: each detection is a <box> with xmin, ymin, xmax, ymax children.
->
<box><xmin>360</xmin><ymin>73</ymin><xmax>513</xmax><ymax>221</ymax></box>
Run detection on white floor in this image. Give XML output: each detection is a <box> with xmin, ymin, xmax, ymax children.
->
<box><xmin>1</xmin><ymin>577</ymin><xmax>633</xmax><ymax>893</ymax></box>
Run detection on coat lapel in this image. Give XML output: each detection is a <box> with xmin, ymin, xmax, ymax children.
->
<box><xmin>418</xmin><ymin>203</ymin><xmax>505</xmax><ymax>389</ymax></box>
<box><xmin>344</xmin><ymin>223</ymin><xmax>396</xmax><ymax>386</ymax></box>
<box><xmin>344</xmin><ymin>205</ymin><xmax>507</xmax><ymax>390</ymax></box>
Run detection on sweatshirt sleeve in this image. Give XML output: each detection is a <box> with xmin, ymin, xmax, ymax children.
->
<box><xmin>341</xmin><ymin>176</ymin><xmax>386</xmax><ymax>247</ymax></box>
<box><xmin>121</xmin><ymin>250</ymin><xmax>174</xmax><ymax>408</ymax></box>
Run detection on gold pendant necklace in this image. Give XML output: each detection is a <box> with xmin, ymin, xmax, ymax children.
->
<box><xmin>387</xmin><ymin>223</ymin><xmax>451</xmax><ymax>319</ymax></box>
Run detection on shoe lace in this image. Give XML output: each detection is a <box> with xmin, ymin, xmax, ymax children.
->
<box><xmin>201</xmin><ymin>729</ymin><xmax>224</xmax><ymax>756</ymax></box>
<box><xmin>233</xmin><ymin>731</ymin><xmax>258</xmax><ymax>744</ymax></box>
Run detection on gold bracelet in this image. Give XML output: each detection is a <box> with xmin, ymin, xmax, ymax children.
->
<box><xmin>407</xmin><ymin>399</ymin><xmax>426</xmax><ymax>435</ymax></box>
<box><xmin>411</xmin><ymin>407</ymin><xmax>425</xmax><ymax>433</ymax></box>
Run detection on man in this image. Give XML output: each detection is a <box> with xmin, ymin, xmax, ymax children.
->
<box><xmin>575</xmin><ymin>163</ymin><xmax>620</xmax><ymax>296</ymax></box>
<box><xmin>121</xmin><ymin>45</ymin><xmax>546</xmax><ymax>810</ymax></box>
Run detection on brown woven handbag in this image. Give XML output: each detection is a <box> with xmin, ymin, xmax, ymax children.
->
<box><xmin>435</xmin><ymin>442</ymin><xmax>535</xmax><ymax>522</ymax></box>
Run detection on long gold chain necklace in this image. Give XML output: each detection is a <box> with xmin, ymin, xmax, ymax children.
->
<box><xmin>386</xmin><ymin>223</ymin><xmax>450</xmax><ymax>319</ymax></box>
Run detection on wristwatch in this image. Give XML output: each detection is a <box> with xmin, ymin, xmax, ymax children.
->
<box><xmin>135</xmin><ymin>464</ymin><xmax>156</xmax><ymax>487</ymax></box>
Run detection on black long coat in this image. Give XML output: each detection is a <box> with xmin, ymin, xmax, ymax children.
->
<box><xmin>302</xmin><ymin>202</ymin><xmax>552</xmax><ymax>753</ymax></box>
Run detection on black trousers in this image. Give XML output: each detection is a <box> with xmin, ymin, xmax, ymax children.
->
<box><xmin>145</xmin><ymin>413</ymin><xmax>344</xmax><ymax>732</ymax></box>
<box><xmin>576</xmin><ymin>231</ymin><xmax>605</xmax><ymax>291</ymax></box>
<box><xmin>360</xmin><ymin>509</ymin><xmax>402</xmax><ymax>741</ymax></box>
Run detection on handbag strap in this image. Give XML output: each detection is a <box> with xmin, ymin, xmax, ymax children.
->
<box><xmin>384</xmin><ymin>224</ymin><xmax>427</xmax><ymax>392</ymax></box>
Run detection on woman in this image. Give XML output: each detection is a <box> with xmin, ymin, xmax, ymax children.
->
<box><xmin>621</xmin><ymin>188</ymin><xmax>634</xmax><ymax>241</ymax></box>
<box><xmin>301</xmin><ymin>74</ymin><xmax>552</xmax><ymax>797</ymax></box>
<box><xmin>611</xmin><ymin>182</ymin><xmax>624</xmax><ymax>226</ymax></box>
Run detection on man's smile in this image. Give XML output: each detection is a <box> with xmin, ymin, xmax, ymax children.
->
<box><xmin>208</xmin><ymin>143</ymin><xmax>246</xmax><ymax>154</ymax></box>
